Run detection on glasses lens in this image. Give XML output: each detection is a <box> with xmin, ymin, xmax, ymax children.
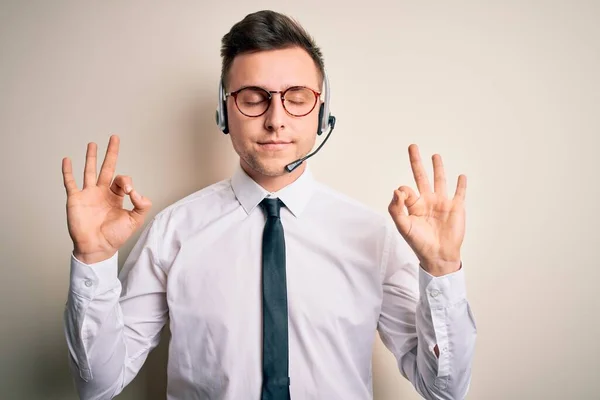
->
<box><xmin>283</xmin><ymin>87</ymin><xmax>317</xmax><ymax>116</ymax></box>
<box><xmin>235</xmin><ymin>88</ymin><xmax>270</xmax><ymax>116</ymax></box>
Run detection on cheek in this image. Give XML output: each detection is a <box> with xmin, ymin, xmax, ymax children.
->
<box><xmin>297</xmin><ymin>112</ymin><xmax>320</xmax><ymax>143</ymax></box>
<box><xmin>303</xmin><ymin>133</ymin><xmax>318</xmax><ymax>152</ymax></box>
<box><xmin>227</xmin><ymin>112</ymin><xmax>261</xmax><ymax>141</ymax></box>
<box><xmin>226</xmin><ymin>104</ymin><xmax>244</xmax><ymax>132</ymax></box>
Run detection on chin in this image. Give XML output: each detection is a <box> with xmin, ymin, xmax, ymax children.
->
<box><xmin>255</xmin><ymin>161</ymin><xmax>291</xmax><ymax>177</ymax></box>
<box><xmin>245</xmin><ymin>155</ymin><xmax>297</xmax><ymax>177</ymax></box>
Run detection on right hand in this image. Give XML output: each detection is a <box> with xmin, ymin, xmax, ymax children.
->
<box><xmin>62</xmin><ymin>135</ymin><xmax>152</xmax><ymax>264</ymax></box>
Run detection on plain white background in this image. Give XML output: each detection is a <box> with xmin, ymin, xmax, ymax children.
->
<box><xmin>1</xmin><ymin>1</ymin><xmax>598</xmax><ymax>399</ymax></box>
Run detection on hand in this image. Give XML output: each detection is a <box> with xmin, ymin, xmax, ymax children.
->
<box><xmin>388</xmin><ymin>144</ymin><xmax>466</xmax><ymax>277</ymax></box>
<box><xmin>62</xmin><ymin>135</ymin><xmax>152</xmax><ymax>264</ymax></box>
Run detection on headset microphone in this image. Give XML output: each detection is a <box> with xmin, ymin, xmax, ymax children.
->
<box><xmin>285</xmin><ymin>115</ymin><xmax>336</xmax><ymax>173</ymax></box>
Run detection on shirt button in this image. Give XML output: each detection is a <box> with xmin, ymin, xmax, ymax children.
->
<box><xmin>84</xmin><ymin>280</ymin><xmax>93</xmax><ymax>287</ymax></box>
<box><xmin>430</xmin><ymin>289</ymin><xmax>440</xmax><ymax>298</ymax></box>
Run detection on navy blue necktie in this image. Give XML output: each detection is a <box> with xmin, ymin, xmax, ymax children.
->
<box><xmin>259</xmin><ymin>198</ymin><xmax>291</xmax><ymax>400</ymax></box>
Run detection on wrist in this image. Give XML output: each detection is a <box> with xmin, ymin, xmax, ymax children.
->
<box><xmin>73</xmin><ymin>250</ymin><xmax>116</xmax><ymax>265</ymax></box>
<box><xmin>420</xmin><ymin>259</ymin><xmax>461</xmax><ymax>277</ymax></box>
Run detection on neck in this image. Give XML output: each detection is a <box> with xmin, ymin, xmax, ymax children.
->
<box><xmin>240</xmin><ymin>160</ymin><xmax>306</xmax><ymax>193</ymax></box>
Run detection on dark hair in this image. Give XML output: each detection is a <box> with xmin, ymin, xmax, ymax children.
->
<box><xmin>220</xmin><ymin>10</ymin><xmax>325</xmax><ymax>88</ymax></box>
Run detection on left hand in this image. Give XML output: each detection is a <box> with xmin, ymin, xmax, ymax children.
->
<box><xmin>388</xmin><ymin>144</ymin><xmax>467</xmax><ymax>277</ymax></box>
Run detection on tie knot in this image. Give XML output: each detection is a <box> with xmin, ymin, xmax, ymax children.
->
<box><xmin>260</xmin><ymin>198</ymin><xmax>282</xmax><ymax>218</ymax></box>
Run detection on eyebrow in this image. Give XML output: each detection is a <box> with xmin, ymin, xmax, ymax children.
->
<box><xmin>230</xmin><ymin>83</ymin><xmax>318</xmax><ymax>93</ymax></box>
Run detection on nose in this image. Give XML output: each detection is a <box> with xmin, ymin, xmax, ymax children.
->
<box><xmin>264</xmin><ymin>93</ymin><xmax>286</xmax><ymax>132</ymax></box>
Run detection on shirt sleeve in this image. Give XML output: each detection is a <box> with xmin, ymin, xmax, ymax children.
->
<box><xmin>63</xmin><ymin>217</ymin><xmax>168</xmax><ymax>399</ymax></box>
<box><xmin>376</xmin><ymin>223</ymin><xmax>477</xmax><ymax>400</ymax></box>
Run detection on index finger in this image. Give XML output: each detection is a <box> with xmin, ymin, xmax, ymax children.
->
<box><xmin>408</xmin><ymin>144</ymin><xmax>431</xmax><ymax>194</ymax></box>
<box><xmin>62</xmin><ymin>157</ymin><xmax>79</xmax><ymax>196</ymax></box>
<box><xmin>97</xmin><ymin>135</ymin><xmax>120</xmax><ymax>187</ymax></box>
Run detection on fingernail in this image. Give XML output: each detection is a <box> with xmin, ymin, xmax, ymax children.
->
<box><xmin>125</xmin><ymin>185</ymin><xmax>132</xmax><ymax>194</ymax></box>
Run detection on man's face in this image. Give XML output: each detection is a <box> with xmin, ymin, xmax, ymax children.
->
<box><xmin>226</xmin><ymin>47</ymin><xmax>322</xmax><ymax>178</ymax></box>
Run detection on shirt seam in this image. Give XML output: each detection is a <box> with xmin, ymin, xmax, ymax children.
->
<box><xmin>158</xmin><ymin>179</ymin><xmax>232</xmax><ymax>217</ymax></box>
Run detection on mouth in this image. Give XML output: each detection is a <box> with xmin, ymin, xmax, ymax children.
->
<box><xmin>257</xmin><ymin>140</ymin><xmax>293</xmax><ymax>151</ymax></box>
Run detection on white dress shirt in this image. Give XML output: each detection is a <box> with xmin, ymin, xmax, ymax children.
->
<box><xmin>64</xmin><ymin>163</ymin><xmax>477</xmax><ymax>400</ymax></box>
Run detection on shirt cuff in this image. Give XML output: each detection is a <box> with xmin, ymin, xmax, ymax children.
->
<box><xmin>70</xmin><ymin>251</ymin><xmax>120</xmax><ymax>300</ymax></box>
<box><xmin>419</xmin><ymin>263</ymin><xmax>467</xmax><ymax>309</ymax></box>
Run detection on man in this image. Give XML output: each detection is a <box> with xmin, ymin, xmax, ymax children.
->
<box><xmin>62</xmin><ymin>10</ymin><xmax>476</xmax><ymax>400</ymax></box>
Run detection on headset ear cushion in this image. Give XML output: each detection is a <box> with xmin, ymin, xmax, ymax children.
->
<box><xmin>222</xmin><ymin>100</ymin><xmax>229</xmax><ymax>134</ymax></box>
<box><xmin>317</xmin><ymin>103</ymin><xmax>325</xmax><ymax>135</ymax></box>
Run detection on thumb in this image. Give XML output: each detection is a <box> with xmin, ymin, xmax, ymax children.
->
<box><xmin>128</xmin><ymin>188</ymin><xmax>152</xmax><ymax>226</ymax></box>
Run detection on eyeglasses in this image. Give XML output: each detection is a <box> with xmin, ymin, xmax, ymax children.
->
<box><xmin>225</xmin><ymin>86</ymin><xmax>321</xmax><ymax>118</ymax></box>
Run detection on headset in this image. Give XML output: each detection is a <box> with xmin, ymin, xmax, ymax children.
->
<box><xmin>215</xmin><ymin>71</ymin><xmax>334</xmax><ymax>136</ymax></box>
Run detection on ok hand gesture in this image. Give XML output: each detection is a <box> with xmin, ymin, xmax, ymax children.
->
<box><xmin>388</xmin><ymin>144</ymin><xmax>466</xmax><ymax>277</ymax></box>
<box><xmin>62</xmin><ymin>135</ymin><xmax>152</xmax><ymax>264</ymax></box>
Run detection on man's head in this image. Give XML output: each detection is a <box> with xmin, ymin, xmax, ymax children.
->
<box><xmin>220</xmin><ymin>10</ymin><xmax>325</xmax><ymax>186</ymax></box>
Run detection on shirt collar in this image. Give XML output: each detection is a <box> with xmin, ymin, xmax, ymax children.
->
<box><xmin>230</xmin><ymin>162</ymin><xmax>315</xmax><ymax>218</ymax></box>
